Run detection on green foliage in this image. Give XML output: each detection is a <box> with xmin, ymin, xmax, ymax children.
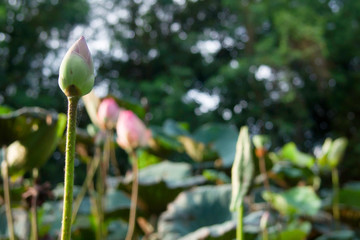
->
<box><xmin>273</xmin><ymin>142</ymin><xmax>315</xmax><ymax>168</ymax></box>
<box><xmin>338</xmin><ymin>182</ymin><xmax>360</xmax><ymax>210</ymax></box>
<box><xmin>318</xmin><ymin>137</ymin><xmax>348</xmax><ymax>170</ymax></box>
<box><xmin>252</xmin><ymin>135</ymin><xmax>271</xmax><ymax>150</ymax></box>
<box><xmin>158</xmin><ymin>185</ymin><xmax>235</xmax><ymax>240</ymax></box>
<box><xmin>2</xmin><ymin>0</ymin><xmax>360</xmax><ymax>239</ymax></box>
<box><xmin>118</xmin><ymin>161</ymin><xmax>206</xmax><ymax>214</ymax></box>
<box><xmin>269</xmin><ymin>220</ymin><xmax>311</xmax><ymax>240</ymax></box>
<box><xmin>0</xmin><ymin>107</ymin><xmax>66</xmax><ymax>177</ymax></box>
<box><xmin>315</xmin><ymin>230</ymin><xmax>357</xmax><ymax>240</ymax></box>
<box><xmin>263</xmin><ymin>186</ymin><xmax>321</xmax><ymax>217</ymax></box>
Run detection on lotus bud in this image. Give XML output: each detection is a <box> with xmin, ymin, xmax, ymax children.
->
<box><xmin>97</xmin><ymin>98</ymin><xmax>121</xmax><ymax>130</ymax></box>
<box><xmin>58</xmin><ymin>36</ymin><xmax>94</xmax><ymax>97</ymax></box>
<box><xmin>252</xmin><ymin>135</ymin><xmax>271</xmax><ymax>158</ymax></box>
<box><xmin>116</xmin><ymin>110</ymin><xmax>151</xmax><ymax>152</ymax></box>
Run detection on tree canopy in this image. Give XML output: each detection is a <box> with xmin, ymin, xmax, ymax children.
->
<box><xmin>2</xmin><ymin>0</ymin><xmax>360</xmax><ymax>180</ymax></box>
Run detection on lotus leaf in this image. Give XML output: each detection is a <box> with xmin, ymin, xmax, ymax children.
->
<box><xmin>158</xmin><ymin>185</ymin><xmax>236</xmax><ymax>240</ymax></box>
<box><xmin>118</xmin><ymin>161</ymin><xmax>206</xmax><ymax>214</ymax></box>
<box><xmin>263</xmin><ymin>186</ymin><xmax>321</xmax><ymax>217</ymax></box>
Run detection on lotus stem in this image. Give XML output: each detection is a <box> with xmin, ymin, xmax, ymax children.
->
<box><xmin>61</xmin><ymin>96</ymin><xmax>79</xmax><ymax>240</ymax></box>
<box><xmin>332</xmin><ymin>167</ymin><xmax>340</xmax><ymax>223</ymax></box>
<box><xmin>237</xmin><ymin>204</ymin><xmax>244</xmax><ymax>240</ymax></box>
<box><xmin>125</xmin><ymin>151</ymin><xmax>139</xmax><ymax>240</ymax></box>
<box><xmin>2</xmin><ymin>147</ymin><xmax>15</xmax><ymax>240</ymax></box>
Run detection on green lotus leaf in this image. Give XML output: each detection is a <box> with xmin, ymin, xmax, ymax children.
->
<box><xmin>278</xmin><ymin>142</ymin><xmax>315</xmax><ymax>168</ymax></box>
<box><xmin>118</xmin><ymin>161</ymin><xmax>206</xmax><ymax>214</ymax></box>
<box><xmin>74</xmin><ymin>189</ymin><xmax>131</xmax><ymax>220</ymax></box>
<box><xmin>314</xmin><ymin>230</ymin><xmax>356</xmax><ymax>240</ymax></box>
<box><xmin>269</xmin><ymin>220</ymin><xmax>311</xmax><ymax>240</ymax></box>
<box><xmin>193</xmin><ymin>123</ymin><xmax>238</xmax><ymax>167</ymax></box>
<box><xmin>0</xmin><ymin>207</ymin><xmax>29</xmax><ymax>239</ymax></box>
<box><xmin>263</xmin><ymin>186</ymin><xmax>321</xmax><ymax>217</ymax></box>
<box><xmin>158</xmin><ymin>185</ymin><xmax>236</xmax><ymax>240</ymax></box>
<box><xmin>0</xmin><ymin>107</ymin><xmax>66</xmax><ymax>177</ymax></box>
<box><xmin>271</xmin><ymin>162</ymin><xmax>316</xmax><ymax>186</ymax></box>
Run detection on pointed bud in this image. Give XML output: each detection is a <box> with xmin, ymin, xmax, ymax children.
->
<box><xmin>116</xmin><ymin>110</ymin><xmax>151</xmax><ymax>152</ymax></box>
<box><xmin>97</xmin><ymin>98</ymin><xmax>121</xmax><ymax>130</ymax></box>
<box><xmin>58</xmin><ymin>36</ymin><xmax>94</xmax><ymax>97</ymax></box>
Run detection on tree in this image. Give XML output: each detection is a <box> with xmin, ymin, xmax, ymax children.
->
<box><xmin>1</xmin><ymin>0</ymin><xmax>90</xmax><ymax>111</ymax></box>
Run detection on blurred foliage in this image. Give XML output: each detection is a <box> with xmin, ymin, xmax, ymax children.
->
<box><xmin>1</xmin><ymin>0</ymin><xmax>360</xmax><ymax>239</ymax></box>
<box><xmin>2</xmin><ymin>0</ymin><xmax>360</xmax><ymax>180</ymax></box>
<box><xmin>0</xmin><ymin>107</ymin><xmax>66</xmax><ymax>177</ymax></box>
<box><xmin>1</xmin><ymin>0</ymin><xmax>89</xmax><ymax>111</ymax></box>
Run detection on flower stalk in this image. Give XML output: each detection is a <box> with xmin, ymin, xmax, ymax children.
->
<box><xmin>58</xmin><ymin>36</ymin><xmax>94</xmax><ymax>240</ymax></box>
<box><xmin>237</xmin><ymin>205</ymin><xmax>244</xmax><ymax>240</ymax></box>
<box><xmin>61</xmin><ymin>96</ymin><xmax>79</xmax><ymax>240</ymax></box>
<box><xmin>125</xmin><ymin>151</ymin><xmax>139</xmax><ymax>240</ymax></box>
<box><xmin>332</xmin><ymin>167</ymin><xmax>340</xmax><ymax>223</ymax></box>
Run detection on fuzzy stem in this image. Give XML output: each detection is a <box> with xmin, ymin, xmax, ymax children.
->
<box><xmin>61</xmin><ymin>96</ymin><xmax>79</xmax><ymax>240</ymax></box>
<box><xmin>236</xmin><ymin>204</ymin><xmax>243</xmax><ymax>240</ymax></box>
<box><xmin>125</xmin><ymin>151</ymin><xmax>139</xmax><ymax>240</ymax></box>
<box><xmin>2</xmin><ymin>147</ymin><xmax>15</xmax><ymax>240</ymax></box>
<box><xmin>332</xmin><ymin>167</ymin><xmax>340</xmax><ymax>223</ymax></box>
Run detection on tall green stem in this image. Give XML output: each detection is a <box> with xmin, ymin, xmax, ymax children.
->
<box><xmin>2</xmin><ymin>148</ymin><xmax>15</xmax><ymax>240</ymax></box>
<box><xmin>61</xmin><ymin>96</ymin><xmax>79</xmax><ymax>240</ymax></box>
<box><xmin>332</xmin><ymin>167</ymin><xmax>340</xmax><ymax>223</ymax></box>
<box><xmin>236</xmin><ymin>204</ymin><xmax>243</xmax><ymax>240</ymax></box>
<box><xmin>125</xmin><ymin>151</ymin><xmax>139</xmax><ymax>240</ymax></box>
<box><xmin>31</xmin><ymin>169</ymin><xmax>39</xmax><ymax>240</ymax></box>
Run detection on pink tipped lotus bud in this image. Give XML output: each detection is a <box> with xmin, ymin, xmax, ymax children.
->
<box><xmin>58</xmin><ymin>36</ymin><xmax>94</xmax><ymax>97</ymax></box>
<box><xmin>97</xmin><ymin>98</ymin><xmax>121</xmax><ymax>130</ymax></box>
<box><xmin>116</xmin><ymin>110</ymin><xmax>152</xmax><ymax>152</ymax></box>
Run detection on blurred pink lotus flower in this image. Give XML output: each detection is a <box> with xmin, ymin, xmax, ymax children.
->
<box><xmin>97</xmin><ymin>98</ymin><xmax>121</xmax><ymax>130</ymax></box>
<box><xmin>116</xmin><ymin>110</ymin><xmax>151</xmax><ymax>152</ymax></box>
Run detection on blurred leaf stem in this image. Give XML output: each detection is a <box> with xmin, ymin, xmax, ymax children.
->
<box><xmin>126</xmin><ymin>151</ymin><xmax>139</xmax><ymax>240</ymax></box>
<box><xmin>2</xmin><ymin>147</ymin><xmax>15</xmax><ymax>240</ymax></box>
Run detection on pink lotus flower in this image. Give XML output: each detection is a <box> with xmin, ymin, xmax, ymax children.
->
<box><xmin>97</xmin><ymin>98</ymin><xmax>121</xmax><ymax>130</ymax></box>
<box><xmin>116</xmin><ymin>110</ymin><xmax>151</xmax><ymax>151</ymax></box>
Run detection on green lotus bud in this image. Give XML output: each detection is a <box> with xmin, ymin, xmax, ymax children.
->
<box><xmin>252</xmin><ymin>135</ymin><xmax>270</xmax><ymax>150</ymax></box>
<box><xmin>58</xmin><ymin>36</ymin><xmax>94</xmax><ymax>97</ymax></box>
